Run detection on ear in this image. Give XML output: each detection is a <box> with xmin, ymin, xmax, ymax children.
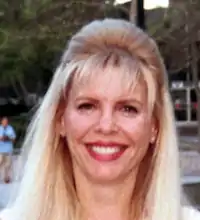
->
<box><xmin>150</xmin><ymin>118</ymin><xmax>158</xmax><ymax>144</ymax></box>
<box><xmin>56</xmin><ymin>116</ymin><xmax>66</xmax><ymax>137</ymax></box>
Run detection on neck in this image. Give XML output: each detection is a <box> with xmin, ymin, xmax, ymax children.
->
<box><xmin>74</xmin><ymin>167</ymin><xmax>138</xmax><ymax>220</ymax></box>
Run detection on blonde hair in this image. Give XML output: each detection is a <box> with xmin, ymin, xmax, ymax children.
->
<box><xmin>7</xmin><ymin>19</ymin><xmax>182</xmax><ymax>220</ymax></box>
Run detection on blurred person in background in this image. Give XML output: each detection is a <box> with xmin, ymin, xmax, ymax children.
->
<box><xmin>0</xmin><ymin>19</ymin><xmax>200</xmax><ymax>220</ymax></box>
<box><xmin>0</xmin><ymin>116</ymin><xmax>16</xmax><ymax>183</ymax></box>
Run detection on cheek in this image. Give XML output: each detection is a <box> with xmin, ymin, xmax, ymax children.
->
<box><xmin>118</xmin><ymin>115</ymin><xmax>151</xmax><ymax>143</ymax></box>
<box><xmin>63</xmin><ymin>109</ymin><xmax>96</xmax><ymax>140</ymax></box>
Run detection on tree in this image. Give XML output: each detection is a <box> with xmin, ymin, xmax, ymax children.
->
<box><xmin>0</xmin><ymin>0</ymin><xmax>116</xmax><ymax>106</ymax></box>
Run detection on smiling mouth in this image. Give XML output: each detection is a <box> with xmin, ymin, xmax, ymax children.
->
<box><xmin>85</xmin><ymin>143</ymin><xmax>127</xmax><ymax>161</ymax></box>
<box><xmin>89</xmin><ymin>146</ymin><xmax>122</xmax><ymax>154</ymax></box>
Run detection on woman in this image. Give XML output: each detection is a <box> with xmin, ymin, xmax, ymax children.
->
<box><xmin>1</xmin><ymin>19</ymin><xmax>200</xmax><ymax>220</ymax></box>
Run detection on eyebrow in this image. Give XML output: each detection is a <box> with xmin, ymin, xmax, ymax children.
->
<box><xmin>74</xmin><ymin>96</ymin><xmax>143</xmax><ymax>105</ymax></box>
<box><xmin>116</xmin><ymin>98</ymin><xmax>143</xmax><ymax>106</ymax></box>
<box><xmin>74</xmin><ymin>96</ymin><xmax>97</xmax><ymax>102</ymax></box>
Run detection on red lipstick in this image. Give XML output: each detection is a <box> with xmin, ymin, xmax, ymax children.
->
<box><xmin>85</xmin><ymin>141</ymin><xmax>127</xmax><ymax>162</ymax></box>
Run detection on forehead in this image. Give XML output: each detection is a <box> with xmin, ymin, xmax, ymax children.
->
<box><xmin>69</xmin><ymin>66</ymin><xmax>147</xmax><ymax>101</ymax></box>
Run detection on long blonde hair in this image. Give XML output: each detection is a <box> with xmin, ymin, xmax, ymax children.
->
<box><xmin>7</xmin><ymin>19</ymin><xmax>181</xmax><ymax>220</ymax></box>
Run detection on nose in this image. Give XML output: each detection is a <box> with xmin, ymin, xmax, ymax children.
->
<box><xmin>95</xmin><ymin>109</ymin><xmax>118</xmax><ymax>134</ymax></box>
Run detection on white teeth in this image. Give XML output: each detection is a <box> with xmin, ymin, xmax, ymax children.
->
<box><xmin>91</xmin><ymin>146</ymin><xmax>121</xmax><ymax>155</ymax></box>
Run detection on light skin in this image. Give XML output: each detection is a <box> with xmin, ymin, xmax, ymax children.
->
<box><xmin>0</xmin><ymin>117</ymin><xmax>11</xmax><ymax>141</ymax></box>
<box><xmin>60</xmin><ymin>69</ymin><xmax>157</xmax><ymax>220</ymax></box>
<box><xmin>1</xmin><ymin>117</ymin><xmax>8</xmax><ymax>127</ymax></box>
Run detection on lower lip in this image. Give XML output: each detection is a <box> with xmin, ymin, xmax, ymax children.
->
<box><xmin>86</xmin><ymin>146</ymin><xmax>126</xmax><ymax>162</ymax></box>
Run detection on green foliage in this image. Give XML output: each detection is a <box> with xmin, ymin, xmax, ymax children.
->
<box><xmin>0</xmin><ymin>0</ymin><xmax>117</xmax><ymax>90</ymax></box>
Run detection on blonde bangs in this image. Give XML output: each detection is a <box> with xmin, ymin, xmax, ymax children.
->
<box><xmin>62</xmin><ymin>52</ymin><xmax>157</xmax><ymax>117</ymax></box>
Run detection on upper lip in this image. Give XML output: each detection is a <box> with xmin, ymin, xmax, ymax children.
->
<box><xmin>85</xmin><ymin>141</ymin><xmax>127</xmax><ymax>147</ymax></box>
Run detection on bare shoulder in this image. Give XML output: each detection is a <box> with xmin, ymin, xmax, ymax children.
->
<box><xmin>183</xmin><ymin>206</ymin><xmax>200</xmax><ymax>219</ymax></box>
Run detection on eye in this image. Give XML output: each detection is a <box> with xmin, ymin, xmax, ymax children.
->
<box><xmin>77</xmin><ymin>103</ymin><xmax>95</xmax><ymax>111</ymax></box>
<box><xmin>120</xmin><ymin>105</ymin><xmax>139</xmax><ymax>115</ymax></box>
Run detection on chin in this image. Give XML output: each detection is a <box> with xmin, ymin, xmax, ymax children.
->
<box><xmin>75</xmin><ymin>146</ymin><xmax>139</xmax><ymax>183</ymax></box>
<box><xmin>85</xmin><ymin>162</ymin><xmax>129</xmax><ymax>183</ymax></box>
<box><xmin>89</xmin><ymin>172</ymin><xmax>123</xmax><ymax>183</ymax></box>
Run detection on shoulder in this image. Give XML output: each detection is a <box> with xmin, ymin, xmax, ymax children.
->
<box><xmin>183</xmin><ymin>206</ymin><xmax>200</xmax><ymax>219</ymax></box>
<box><xmin>7</xmin><ymin>125</ymin><xmax>14</xmax><ymax>131</ymax></box>
<box><xmin>6</xmin><ymin>126</ymin><xmax>16</xmax><ymax>136</ymax></box>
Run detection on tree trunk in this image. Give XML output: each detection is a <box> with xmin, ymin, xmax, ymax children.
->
<box><xmin>129</xmin><ymin>0</ymin><xmax>137</xmax><ymax>23</ymax></box>
<box><xmin>10</xmin><ymin>77</ymin><xmax>22</xmax><ymax>98</ymax></box>
<box><xmin>17</xmin><ymin>76</ymin><xmax>30</xmax><ymax>106</ymax></box>
<box><xmin>129</xmin><ymin>0</ymin><xmax>145</xmax><ymax>29</ymax></box>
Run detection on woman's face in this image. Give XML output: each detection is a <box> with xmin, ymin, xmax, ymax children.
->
<box><xmin>61</xmin><ymin>69</ymin><xmax>157</xmax><ymax>183</ymax></box>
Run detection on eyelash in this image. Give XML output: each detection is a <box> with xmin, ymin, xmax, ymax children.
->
<box><xmin>77</xmin><ymin>103</ymin><xmax>95</xmax><ymax>110</ymax></box>
<box><xmin>120</xmin><ymin>105</ymin><xmax>138</xmax><ymax>114</ymax></box>
<box><xmin>77</xmin><ymin>103</ymin><xmax>138</xmax><ymax>115</ymax></box>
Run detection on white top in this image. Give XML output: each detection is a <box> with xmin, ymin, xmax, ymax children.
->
<box><xmin>183</xmin><ymin>207</ymin><xmax>200</xmax><ymax>220</ymax></box>
<box><xmin>0</xmin><ymin>206</ymin><xmax>200</xmax><ymax>220</ymax></box>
